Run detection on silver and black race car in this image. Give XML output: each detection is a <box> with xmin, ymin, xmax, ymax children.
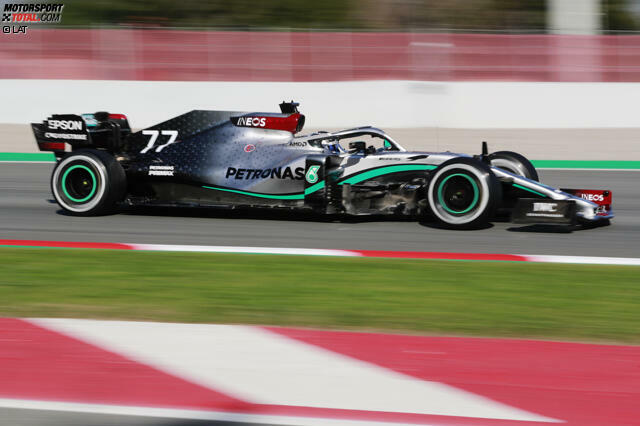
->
<box><xmin>32</xmin><ymin>102</ymin><xmax>613</xmax><ymax>229</ymax></box>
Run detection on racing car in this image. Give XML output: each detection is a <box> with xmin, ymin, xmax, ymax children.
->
<box><xmin>31</xmin><ymin>102</ymin><xmax>613</xmax><ymax>229</ymax></box>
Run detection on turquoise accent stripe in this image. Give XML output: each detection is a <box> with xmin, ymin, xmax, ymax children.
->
<box><xmin>340</xmin><ymin>164</ymin><xmax>436</xmax><ymax>185</ymax></box>
<box><xmin>202</xmin><ymin>180</ymin><xmax>325</xmax><ymax>200</ymax></box>
<box><xmin>304</xmin><ymin>181</ymin><xmax>325</xmax><ymax>195</ymax></box>
<box><xmin>203</xmin><ymin>186</ymin><xmax>304</xmax><ymax>200</ymax></box>
<box><xmin>512</xmin><ymin>183</ymin><xmax>546</xmax><ymax>197</ymax></box>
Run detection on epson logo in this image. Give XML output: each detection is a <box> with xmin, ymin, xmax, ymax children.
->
<box><xmin>533</xmin><ymin>202</ymin><xmax>557</xmax><ymax>212</ymax></box>
<box><xmin>236</xmin><ymin>117</ymin><xmax>266</xmax><ymax>127</ymax></box>
<box><xmin>47</xmin><ymin>120</ymin><xmax>83</xmax><ymax>131</ymax></box>
<box><xmin>581</xmin><ymin>194</ymin><xmax>604</xmax><ymax>202</ymax></box>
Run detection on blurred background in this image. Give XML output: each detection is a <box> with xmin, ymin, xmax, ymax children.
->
<box><xmin>4</xmin><ymin>0</ymin><xmax>640</xmax><ymax>82</ymax></box>
<box><xmin>3</xmin><ymin>0</ymin><xmax>640</xmax><ymax>161</ymax></box>
<box><xmin>30</xmin><ymin>0</ymin><xmax>640</xmax><ymax>32</ymax></box>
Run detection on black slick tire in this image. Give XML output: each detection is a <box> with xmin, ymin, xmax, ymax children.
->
<box><xmin>426</xmin><ymin>158</ymin><xmax>501</xmax><ymax>229</ymax></box>
<box><xmin>50</xmin><ymin>149</ymin><xmax>126</xmax><ymax>216</ymax></box>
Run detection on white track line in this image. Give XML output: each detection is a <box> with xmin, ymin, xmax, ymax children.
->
<box><xmin>32</xmin><ymin>319</ymin><xmax>559</xmax><ymax>423</ymax></box>
<box><xmin>132</xmin><ymin>243</ymin><xmax>640</xmax><ymax>266</ymax></box>
<box><xmin>3</xmin><ymin>239</ymin><xmax>640</xmax><ymax>266</ymax></box>
<box><xmin>524</xmin><ymin>255</ymin><xmax>640</xmax><ymax>266</ymax></box>
<box><xmin>132</xmin><ymin>244</ymin><xmax>360</xmax><ymax>257</ymax></box>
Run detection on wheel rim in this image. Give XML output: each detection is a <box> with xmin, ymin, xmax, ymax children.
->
<box><xmin>437</xmin><ymin>173</ymin><xmax>479</xmax><ymax>214</ymax></box>
<box><xmin>61</xmin><ymin>164</ymin><xmax>97</xmax><ymax>203</ymax></box>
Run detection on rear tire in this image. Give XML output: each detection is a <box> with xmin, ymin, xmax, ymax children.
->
<box><xmin>51</xmin><ymin>149</ymin><xmax>126</xmax><ymax>216</ymax></box>
<box><xmin>488</xmin><ymin>151</ymin><xmax>538</xmax><ymax>181</ymax></box>
<box><xmin>427</xmin><ymin>158</ymin><xmax>501</xmax><ymax>229</ymax></box>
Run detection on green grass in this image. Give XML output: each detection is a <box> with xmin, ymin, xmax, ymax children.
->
<box><xmin>1</xmin><ymin>247</ymin><xmax>639</xmax><ymax>343</ymax></box>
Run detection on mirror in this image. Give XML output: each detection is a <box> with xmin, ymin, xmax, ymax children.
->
<box><xmin>349</xmin><ymin>141</ymin><xmax>367</xmax><ymax>154</ymax></box>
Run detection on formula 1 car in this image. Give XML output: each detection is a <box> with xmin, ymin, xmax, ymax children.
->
<box><xmin>32</xmin><ymin>102</ymin><xmax>613</xmax><ymax>229</ymax></box>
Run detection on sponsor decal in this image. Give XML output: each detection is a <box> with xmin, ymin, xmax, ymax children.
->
<box><xmin>305</xmin><ymin>165</ymin><xmax>320</xmax><ymax>184</ymax></box>
<box><xmin>47</xmin><ymin>119</ymin><xmax>82</xmax><ymax>131</ymax></box>
<box><xmin>533</xmin><ymin>202</ymin><xmax>557</xmax><ymax>212</ymax></box>
<box><xmin>525</xmin><ymin>202</ymin><xmax>564</xmax><ymax>218</ymax></box>
<box><xmin>559</xmin><ymin>189</ymin><xmax>611</xmax><ymax>213</ymax></box>
<box><xmin>513</xmin><ymin>199</ymin><xmax>576</xmax><ymax>223</ymax></box>
<box><xmin>378</xmin><ymin>157</ymin><xmax>403</xmax><ymax>161</ymax></box>
<box><xmin>44</xmin><ymin>114</ymin><xmax>88</xmax><ymax>141</ymax></box>
<box><xmin>232</xmin><ymin>116</ymin><xmax>267</xmax><ymax>128</ymax></box>
<box><xmin>148</xmin><ymin>165</ymin><xmax>174</xmax><ymax>177</ymax></box>
<box><xmin>231</xmin><ymin>113</ymin><xmax>302</xmax><ymax>133</ymax></box>
<box><xmin>526</xmin><ymin>212</ymin><xmax>564</xmax><ymax>218</ymax></box>
<box><xmin>2</xmin><ymin>3</ymin><xmax>64</xmax><ymax>35</ymax></box>
<box><xmin>244</xmin><ymin>144</ymin><xmax>256</xmax><ymax>153</ymax></box>
<box><xmin>226</xmin><ymin>167</ymin><xmax>304</xmax><ymax>180</ymax></box>
<box><xmin>44</xmin><ymin>132</ymin><xmax>87</xmax><ymax>141</ymax></box>
<box><xmin>581</xmin><ymin>193</ymin><xmax>604</xmax><ymax>202</ymax></box>
<box><xmin>288</xmin><ymin>141</ymin><xmax>307</xmax><ymax>147</ymax></box>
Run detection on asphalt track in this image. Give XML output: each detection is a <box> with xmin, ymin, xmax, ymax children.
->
<box><xmin>0</xmin><ymin>407</ymin><xmax>245</xmax><ymax>426</ymax></box>
<box><xmin>2</xmin><ymin>163</ymin><xmax>639</xmax><ymax>257</ymax></box>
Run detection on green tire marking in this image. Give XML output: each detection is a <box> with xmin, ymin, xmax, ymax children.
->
<box><xmin>437</xmin><ymin>173</ymin><xmax>479</xmax><ymax>215</ymax></box>
<box><xmin>202</xmin><ymin>181</ymin><xmax>325</xmax><ymax>200</ymax></box>
<box><xmin>61</xmin><ymin>165</ymin><xmax>97</xmax><ymax>203</ymax></box>
<box><xmin>339</xmin><ymin>164</ymin><xmax>436</xmax><ymax>185</ymax></box>
<box><xmin>512</xmin><ymin>183</ymin><xmax>547</xmax><ymax>198</ymax></box>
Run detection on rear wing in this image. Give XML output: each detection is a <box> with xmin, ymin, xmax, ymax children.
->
<box><xmin>31</xmin><ymin>112</ymin><xmax>131</xmax><ymax>158</ymax></box>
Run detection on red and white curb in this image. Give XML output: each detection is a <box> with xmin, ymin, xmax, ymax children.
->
<box><xmin>1</xmin><ymin>239</ymin><xmax>640</xmax><ymax>265</ymax></box>
<box><xmin>2</xmin><ymin>318</ymin><xmax>640</xmax><ymax>425</ymax></box>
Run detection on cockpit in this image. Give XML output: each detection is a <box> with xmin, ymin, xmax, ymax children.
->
<box><xmin>294</xmin><ymin>127</ymin><xmax>406</xmax><ymax>155</ymax></box>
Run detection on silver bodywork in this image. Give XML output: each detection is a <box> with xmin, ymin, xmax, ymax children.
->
<box><xmin>123</xmin><ymin>110</ymin><xmax>610</xmax><ymax>222</ymax></box>
<box><xmin>288</xmin><ymin>126</ymin><xmax>611</xmax><ymax>222</ymax></box>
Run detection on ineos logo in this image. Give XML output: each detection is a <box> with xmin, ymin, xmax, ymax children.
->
<box><xmin>236</xmin><ymin>117</ymin><xmax>267</xmax><ymax>127</ymax></box>
<box><xmin>581</xmin><ymin>194</ymin><xmax>604</xmax><ymax>202</ymax></box>
<box><xmin>48</xmin><ymin>120</ymin><xmax>82</xmax><ymax>131</ymax></box>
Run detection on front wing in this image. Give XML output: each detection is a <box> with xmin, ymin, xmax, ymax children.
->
<box><xmin>490</xmin><ymin>167</ymin><xmax>613</xmax><ymax>224</ymax></box>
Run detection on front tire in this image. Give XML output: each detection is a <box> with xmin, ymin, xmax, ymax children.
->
<box><xmin>51</xmin><ymin>149</ymin><xmax>126</xmax><ymax>216</ymax></box>
<box><xmin>488</xmin><ymin>151</ymin><xmax>538</xmax><ymax>181</ymax></box>
<box><xmin>427</xmin><ymin>158</ymin><xmax>501</xmax><ymax>229</ymax></box>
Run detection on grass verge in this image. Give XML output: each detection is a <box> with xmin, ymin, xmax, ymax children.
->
<box><xmin>1</xmin><ymin>247</ymin><xmax>639</xmax><ymax>343</ymax></box>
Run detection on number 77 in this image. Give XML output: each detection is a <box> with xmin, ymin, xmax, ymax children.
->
<box><xmin>141</xmin><ymin>130</ymin><xmax>179</xmax><ymax>153</ymax></box>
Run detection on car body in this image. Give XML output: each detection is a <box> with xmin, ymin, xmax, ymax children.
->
<box><xmin>32</xmin><ymin>102</ymin><xmax>613</xmax><ymax>229</ymax></box>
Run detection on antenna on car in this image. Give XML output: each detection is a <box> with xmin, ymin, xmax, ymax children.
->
<box><xmin>481</xmin><ymin>141</ymin><xmax>490</xmax><ymax>164</ymax></box>
<box><xmin>279</xmin><ymin>100</ymin><xmax>299</xmax><ymax>114</ymax></box>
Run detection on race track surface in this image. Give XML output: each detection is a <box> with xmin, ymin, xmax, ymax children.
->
<box><xmin>1</xmin><ymin>163</ymin><xmax>639</xmax><ymax>257</ymax></box>
<box><xmin>0</xmin><ymin>408</ymin><xmax>239</xmax><ymax>426</ymax></box>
